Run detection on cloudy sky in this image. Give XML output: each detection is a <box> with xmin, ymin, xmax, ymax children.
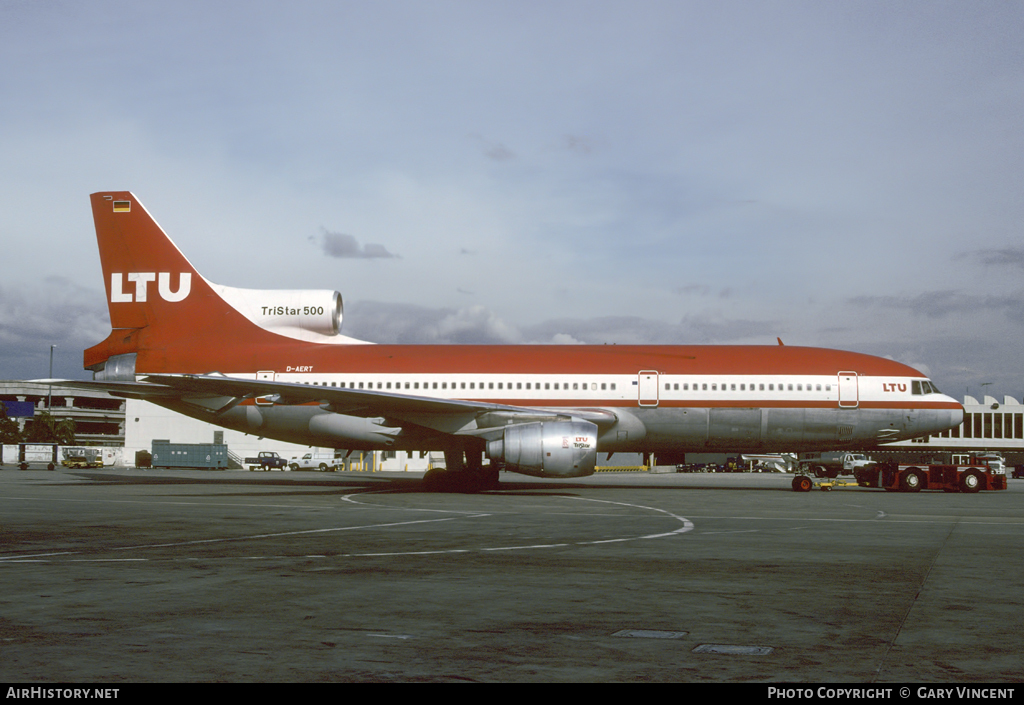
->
<box><xmin>1</xmin><ymin>1</ymin><xmax>1022</xmax><ymax>400</ymax></box>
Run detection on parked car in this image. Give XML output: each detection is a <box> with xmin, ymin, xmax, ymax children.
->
<box><xmin>245</xmin><ymin>451</ymin><xmax>289</xmax><ymax>471</ymax></box>
<box><xmin>289</xmin><ymin>452</ymin><xmax>340</xmax><ymax>472</ymax></box>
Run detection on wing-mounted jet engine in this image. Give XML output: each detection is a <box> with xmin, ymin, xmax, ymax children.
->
<box><xmin>486</xmin><ymin>420</ymin><xmax>598</xmax><ymax>478</ymax></box>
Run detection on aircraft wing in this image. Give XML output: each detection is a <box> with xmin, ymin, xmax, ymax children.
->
<box><xmin>41</xmin><ymin>374</ymin><xmax>619</xmax><ymax>439</ymax></box>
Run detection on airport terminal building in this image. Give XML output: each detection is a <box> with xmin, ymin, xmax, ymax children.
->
<box><xmin>3</xmin><ymin>382</ymin><xmax>1023</xmax><ymax>469</ymax></box>
<box><xmin>0</xmin><ymin>381</ymin><xmax>125</xmax><ymax>446</ymax></box>
<box><xmin>884</xmin><ymin>394</ymin><xmax>1024</xmax><ymax>465</ymax></box>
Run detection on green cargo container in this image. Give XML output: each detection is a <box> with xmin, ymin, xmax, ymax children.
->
<box><xmin>151</xmin><ymin>442</ymin><xmax>228</xmax><ymax>469</ymax></box>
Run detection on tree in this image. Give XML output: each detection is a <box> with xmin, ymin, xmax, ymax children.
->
<box><xmin>0</xmin><ymin>404</ymin><xmax>22</xmax><ymax>444</ymax></box>
<box><xmin>23</xmin><ymin>411</ymin><xmax>76</xmax><ymax>445</ymax></box>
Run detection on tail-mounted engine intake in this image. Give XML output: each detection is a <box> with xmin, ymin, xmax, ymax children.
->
<box><xmin>486</xmin><ymin>421</ymin><xmax>598</xmax><ymax>478</ymax></box>
<box><xmin>215</xmin><ymin>286</ymin><xmax>343</xmax><ymax>339</ymax></box>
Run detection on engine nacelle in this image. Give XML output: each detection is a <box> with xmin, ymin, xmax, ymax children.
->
<box><xmin>309</xmin><ymin>412</ymin><xmax>401</xmax><ymax>446</ymax></box>
<box><xmin>215</xmin><ymin>285</ymin><xmax>343</xmax><ymax>339</ymax></box>
<box><xmin>486</xmin><ymin>421</ymin><xmax>598</xmax><ymax>478</ymax></box>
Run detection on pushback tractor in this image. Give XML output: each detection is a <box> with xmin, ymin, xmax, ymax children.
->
<box><xmin>792</xmin><ymin>456</ymin><xmax>1007</xmax><ymax>493</ymax></box>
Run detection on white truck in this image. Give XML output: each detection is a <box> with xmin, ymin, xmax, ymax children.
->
<box><xmin>799</xmin><ymin>452</ymin><xmax>875</xmax><ymax>479</ymax></box>
<box><xmin>288</xmin><ymin>451</ymin><xmax>341</xmax><ymax>472</ymax></box>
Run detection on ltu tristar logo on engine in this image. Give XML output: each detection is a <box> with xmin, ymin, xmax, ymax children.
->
<box><xmin>110</xmin><ymin>273</ymin><xmax>192</xmax><ymax>303</ymax></box>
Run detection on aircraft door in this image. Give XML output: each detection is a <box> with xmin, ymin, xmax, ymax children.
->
<box><xmin>638</xmin><ymin>371</ymin><xmax>659</xmax><ymax>407</ymax></box>
<box><xmin>838</xmin><ymin>372</ymin><xmax>859</xmax><ymax>408</ymax></box>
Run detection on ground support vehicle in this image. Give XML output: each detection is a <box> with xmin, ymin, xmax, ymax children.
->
<box><xmin>245</xmin><ymin>451</ymin><xmax>289</xmax><ymax>471</ymax></box>
<box><xmin>791</xmin><ymin>475</ymin><xmax>862</xmax><ymax>492</ymax></box>
<box><xmin>798</xmin><ymin>452</ymin><xmax>875</xmax><ymax>479</ymax></box>
<box><xmin>854</xmin><ymin>459</ymin><xmax>1006</xmax><ymax>493</ymax></box>
<box><xmin>62</xmin><ymin>447</ymin><xmax>104</xmax><ymax>469</ymax></box>
<box><xmin>11</xmin><ymin>444</ymin><xmax>59</xmax><ymax>471</ymax></box>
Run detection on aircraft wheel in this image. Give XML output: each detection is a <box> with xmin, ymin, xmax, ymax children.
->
<box><xmin>959</xmin><ymin>469</ymin><xmax>983</xmax><ymax>494</ymax></box>
<box><xmin>792</xmin><ymin>475</ymin><xmax>813</xmax><ymax>492</ymax></box>
<box><xmin>456</xmin><ymin>472</ymin><xmax>482</xmax><ymax>494</ymax></box>
<box><xmin>480</xmin><ymin>466</ymin><xmax>501</xmax><ymax>491</ymax></box>
<box><xmin>422</xmin><ymin>468</ymin><xmax>447</xmax><ymax>492</ymax></box>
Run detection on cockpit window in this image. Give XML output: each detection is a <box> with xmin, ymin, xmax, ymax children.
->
<box><xmin>912</xmin><ymin>380</ymin><xmax>942</xmax><ymax>395</ymax></box>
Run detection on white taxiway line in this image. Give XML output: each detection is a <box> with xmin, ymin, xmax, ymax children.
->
<box><xmin>0</xmin><ymin>494</ymin><xmax>695</xmax><ymax>563</ymax></box>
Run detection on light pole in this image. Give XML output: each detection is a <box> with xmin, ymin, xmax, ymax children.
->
<box><xmin>47</xmin><ymin>344</ymin><xmax>56</xmax><ymax>411</ymax></box>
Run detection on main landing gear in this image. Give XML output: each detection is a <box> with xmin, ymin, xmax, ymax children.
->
<box><xmin>421</xmin><ymin>447</ymin><xmax>500</xmax><ymax>493</ymax></box>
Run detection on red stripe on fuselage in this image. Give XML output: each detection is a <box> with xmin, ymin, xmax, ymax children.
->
<box><xmin>128</xmin><ymin>341</ymin><xmax>925</xmax><ymax>378</ymax></box>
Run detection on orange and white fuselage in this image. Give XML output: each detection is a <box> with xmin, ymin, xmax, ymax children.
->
<box><xmin>79</xmin><ymin>192</ymin><xmax>963</xmax><ymax>478</ymax></box>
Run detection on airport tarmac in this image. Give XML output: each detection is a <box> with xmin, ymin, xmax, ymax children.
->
<box><xmin>1</xmin><ymin>466</ymin><xmax>1022</xmax><ymax>683</ymax></box>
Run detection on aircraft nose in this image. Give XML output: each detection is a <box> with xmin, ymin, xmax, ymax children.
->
<box><xmin>923</xmin><ymin>398</ymin><xmax>963</xmax><ymax>436</ymax></box>
<box><xmin>950</xmin><ymin>401</ymin><xmax>965</xmax><ymax>428</ymax></box>
<box><xmin>913</xmin><ymin>400</ymin><xmax>963</xmax><ymax>438</ymax></box>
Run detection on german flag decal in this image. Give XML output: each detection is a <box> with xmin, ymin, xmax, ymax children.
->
<box><xmin>113</xmin><ymin>201</ymin><xmax>131</xmax><ymax>212</ymax></box>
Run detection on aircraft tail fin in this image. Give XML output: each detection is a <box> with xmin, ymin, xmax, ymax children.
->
<box><xmin>90</xmin><ymin>192</ymin><xmax>212</xmax><ymax>332</ymax></box>
<box><xmin>85</xmin><ymin>191</ymin><xmax>362</xmax><ymax>377</ymax></box>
